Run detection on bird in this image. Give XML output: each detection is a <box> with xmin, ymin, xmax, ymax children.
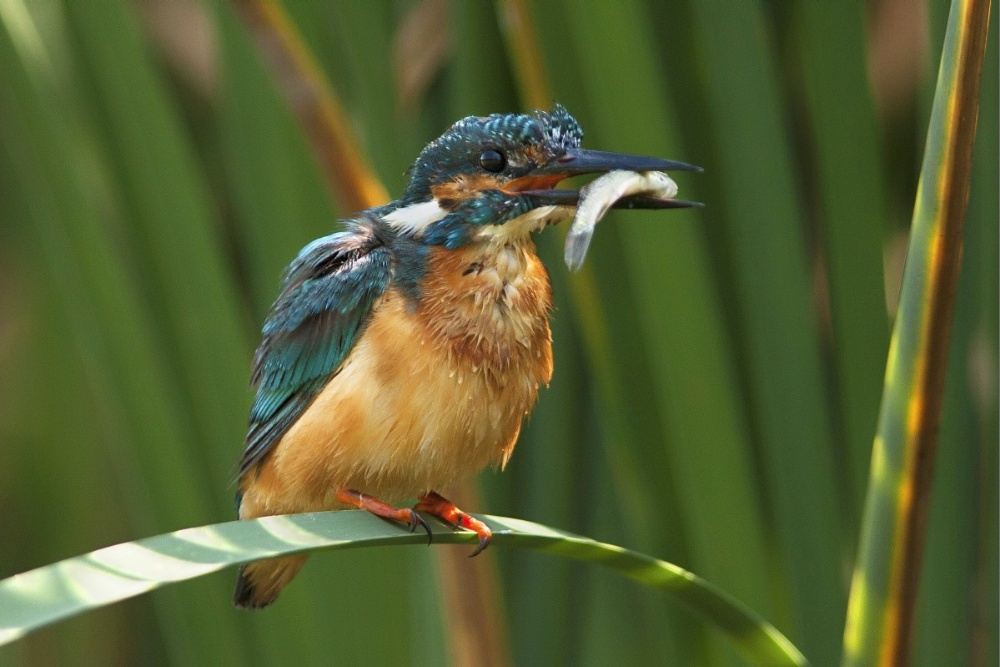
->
<box><xmin>232</xmin><ymin>104</ymin><xmax>699</xmax><ymax>609</ymax></box>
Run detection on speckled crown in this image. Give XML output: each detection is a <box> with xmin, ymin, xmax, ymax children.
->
<box><xmin>401</xmin><ymin>104</ymin><xmax>584</xmax><ymax>204</ymax></box>
<box><xmin>434</xmin><ymin>103</ymin><xmax>583</xmax><ymax>154</ymax></box>
<box><xmin>535</xmin><ymin>103</ymin><xmax>583</xmax><ymax>150</ymax></box>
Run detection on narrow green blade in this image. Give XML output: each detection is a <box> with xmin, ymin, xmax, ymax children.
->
<box><xmin>843</xmin><ymin>0</ymin><xmax>993</xmax><ymax>663</ymax></box>
<box><xmin>61</xmin><ymin>0</ymin><xmax>253</xmax><ymax>501</ymax></box>
<box><xmin>796</xmin><ymin>1</ymin><xmax>891</xmax><ymax>516</ymax></box>
<box><xmin>679</xmin><ymin>3</ymin><xmax>847</xmax><ymax>660</ymax></box>
<box><xmin>0</xmin><ymin>513</ymin><xmax>808</xmax><ymax>667</ymax></box>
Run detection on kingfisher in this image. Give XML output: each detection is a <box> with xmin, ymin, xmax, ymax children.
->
<box><xmin>233</xmin><ymin>104</ymin><xmax>699</xmax><ymax>609</ymax></box>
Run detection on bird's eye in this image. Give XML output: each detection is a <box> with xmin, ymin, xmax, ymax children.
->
<box><xmin>479</xmin><ymin>149</ymin><xmax>506</xmax><ymax>173</ymax></box>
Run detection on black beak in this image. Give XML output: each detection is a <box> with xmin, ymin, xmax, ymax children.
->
<box><xmin>534</xmin><ymin>148</ymin><xmax>702</xmax><ymax>176</ymax></box>
<box><xmin>521</xmin><ymin>148</ymin><xmax>702</xmax><ymax>209</ymax></box>
<box><xmin>521</xmin><ymin>189</ymin><xmax>703</xmax><ymax>210</ymax></box>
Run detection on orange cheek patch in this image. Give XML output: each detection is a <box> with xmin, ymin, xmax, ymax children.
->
<box><xmin>502</xmin><ymin>174</ymin><xmax>566</xmax><ymax>192</ymax></box>
<box><xmin>432</xmin><ymin>174</ymin><xmax>503</xmax><ymax>205</ymax></box>
<box><xmin>432</xmin><ymin>172</ymin><xmax>568</xmax><ymax>204</ymax></box>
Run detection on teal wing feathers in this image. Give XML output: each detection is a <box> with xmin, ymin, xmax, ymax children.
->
<box><xmin>238</xmin><ymin>225</ymin><xmax>391</xmax><ymax>478</ymax></box>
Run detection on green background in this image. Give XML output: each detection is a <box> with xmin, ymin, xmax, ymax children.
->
<box><xmin>0</xmin><ymin>1</ymin><xmax>995</xmax><ymax>665</ymax></box>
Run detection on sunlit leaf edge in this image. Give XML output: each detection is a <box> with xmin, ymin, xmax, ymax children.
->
<box><xmin>0</xmin><ymin>511</ymin><xmax>807</xmax><ymax>666</ymax></box>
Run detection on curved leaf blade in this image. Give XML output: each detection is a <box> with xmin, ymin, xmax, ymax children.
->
<box><xmin>842</xmin><ymin>0</ymin><xmax>993</xmax><ymax>664</ymax></box>
<box><xmin>0</xmin><ymin>512</ymin><xmax>807</xmax><ymax>667</ymax></box>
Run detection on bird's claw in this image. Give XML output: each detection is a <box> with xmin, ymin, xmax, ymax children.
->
<box><xmin>469</xmin><ymin>533</ymin><xmax>491</xmax><ymax>558</ymax></box>
<box><xmin>413</xmin><ymin>490</ymin><xmax>493</xmax><ymax>557</ymax></box>
<box><xmin>335</xmin><ymin>487</ymin><xmax>433</xmax><ymax>544</ymax></box>
<box><xmin>406</xmin><ymin>509</ymin><xmax>433</xmax><ymax>544</ymax></box>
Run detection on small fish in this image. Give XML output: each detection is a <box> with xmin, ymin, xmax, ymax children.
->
<box><xmin>564</xmin><ymin>170</ymin><xmax>679</xmax><ymax>271</ymax></box>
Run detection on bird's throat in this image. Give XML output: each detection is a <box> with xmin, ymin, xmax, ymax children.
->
<box><xmin>417</xmin><ymin>237</ymin><xmax>554</xmax><ymax>379</ymax></box>
<box><xmin>471</xmin><ymin>204</ymin><xmax>572</xmax><ymax>244</ymax></box>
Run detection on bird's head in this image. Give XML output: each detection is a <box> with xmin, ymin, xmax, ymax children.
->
<box><xmin>383</xmin><ymin>104</ymin><xmax>698</xmax><ymax>249</ymax></box>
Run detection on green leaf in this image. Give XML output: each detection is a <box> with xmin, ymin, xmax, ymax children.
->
<box><xmin>842</xmin><ymin>0</ymin><xmax>993</xmax><ymax>664</ymax></box>
<box><xmin>676</xmin><ymin>4</ymin><xmax>847</xmax><ymax>660</ymax></box>
<box><xmin>0</xmin><ymin>6</ymin><xmax>250</xmax><ymax>663</ymax></box>
<box><xmin>0</xmin><ymin>512</ymin><xmax>807</xmax><ymax>667</ymax></box>
<box><xmin>794</xmin><ymin>1</ymin><xmax>891</xmax><ymax>517</ymax></box>
<box><xmin>215</xmin><ymin>0</ymin><xmax>339</xmax><ymax>315</ymax></box>
<box><xmin>60</xmin><ymin>0</ymin><xmax>255</xmax><ymax>497</ymax></box>
<box><xmin>558</xmin><ymin>0</ymin><xmax>778</xmax><ymax>633</ymax></box>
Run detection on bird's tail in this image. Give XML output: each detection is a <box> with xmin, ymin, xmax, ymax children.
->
<box><xmin>233</xmin><ymin>554</ymin><xmax>309</xmax><ymax>609</ymax></box>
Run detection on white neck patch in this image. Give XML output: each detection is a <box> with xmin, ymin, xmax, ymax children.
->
<box><xmin>473</xmin><ymin>205</ymin><xmax>574</xmax><ymax>244</ymax></box>
<box><xmin>383</xmin><ymin>199</ymin><xmax>449</xmax><ymax>233</ymax></box>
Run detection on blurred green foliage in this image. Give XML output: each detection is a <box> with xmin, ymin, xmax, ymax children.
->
<box><xmin>0</xmin><ymin>1</ymin><xmax>995</xmax><ymax>666</ymax></box>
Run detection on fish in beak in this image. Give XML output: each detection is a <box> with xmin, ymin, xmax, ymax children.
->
<box><xmin>515</xmin><ymin>148</ymin><xmax>703</xmax><ymax>270</ymax></box>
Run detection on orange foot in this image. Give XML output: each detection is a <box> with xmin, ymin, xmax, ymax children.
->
<box><xmin>335</xmin><ymin>488</ymin><xmax>431</xmax><ymax>542</ymax></box>
<box><xmin>415</xmin><ymin>491</ymin><xmax>493</xmax><ymax>557</ymax></box>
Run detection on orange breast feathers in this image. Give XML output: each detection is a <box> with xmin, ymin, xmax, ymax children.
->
<box><xmin>238</xmin><ymin>238</ymin><xmax>553</xmax><ymax>520</ymax></box>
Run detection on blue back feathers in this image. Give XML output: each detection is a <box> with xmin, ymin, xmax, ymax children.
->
<box><xmin>238</xmin><ymin>221</ymin><xmax>394</xmax><ymax>477</ymax></box>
